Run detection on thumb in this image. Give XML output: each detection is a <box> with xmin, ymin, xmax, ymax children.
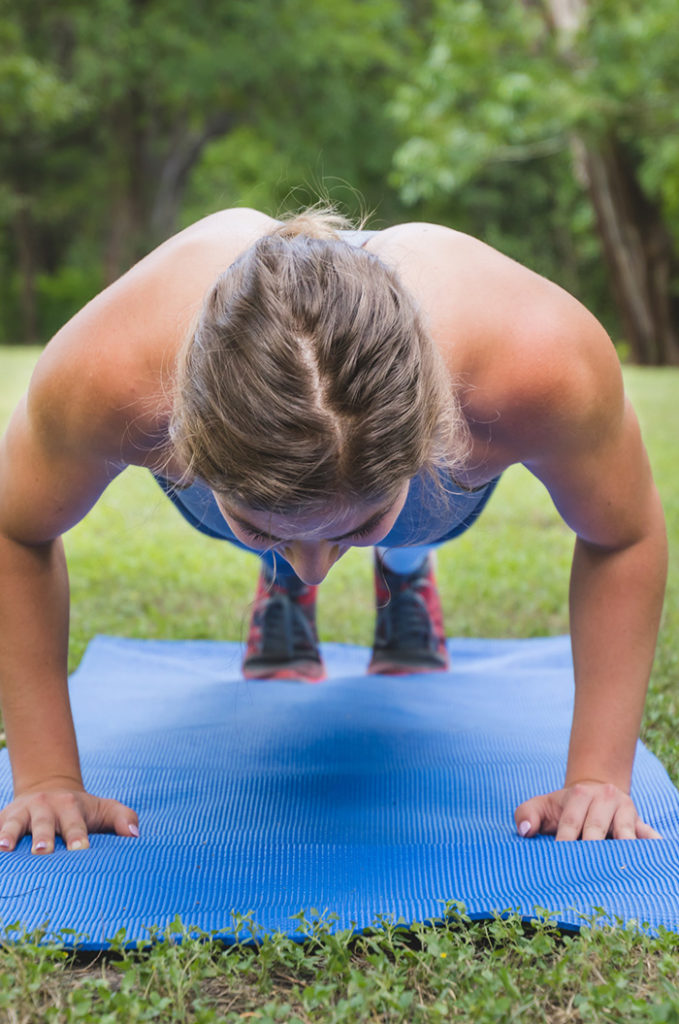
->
<box><xmin>514</xmin><ymin>792</ymin><xmax>559</xmax><ymax>838</ymax></box>
<box><xmin>94</xmin><ymin>796</ymin><xmax>140</xmax><ymax>838</ymax></box>
<box><xmin>636</xmin><ymin>820</ymin><xmax>662</xmax><ymax>840</ymax></box>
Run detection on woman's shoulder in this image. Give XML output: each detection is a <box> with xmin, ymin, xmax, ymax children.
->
<box><xmin>23</xmin><ymin>209</ymin><xmax>279</xmax><ymax>467</ymax></box>
<box><xmin>375</xmin><ymin>222</ymin><xmax>621</xmax><ymax>460</ymax></box>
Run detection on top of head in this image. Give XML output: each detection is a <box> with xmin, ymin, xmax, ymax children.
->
<box><xmin>169</xmin><ymin>209</ymin><xmax>469</xmax><ymax>514</ymax></box>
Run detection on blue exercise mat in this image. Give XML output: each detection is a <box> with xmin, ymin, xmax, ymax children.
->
<box><xmin>1</xmin><ymin>634</ymin><xmax>679</xmax><ymax>948</ymax></box>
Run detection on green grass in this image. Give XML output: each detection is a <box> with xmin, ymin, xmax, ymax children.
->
<box><xmin>1</xmin><ymin>347</ymin><xmax>678</xmax><ymax>1022</ymax></box>
<box><xmin>4</xmin><ymin>911</ymin><xmax>679</xmax><ymax>1024</ymax></box>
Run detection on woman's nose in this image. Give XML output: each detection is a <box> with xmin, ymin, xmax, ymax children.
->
<box><xmin>281</xmin><ymin>541</ymin><xmax>341</xmax><ymax>585</ymax></box>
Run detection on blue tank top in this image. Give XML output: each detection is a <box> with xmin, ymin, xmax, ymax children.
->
<box><xmin>153</xmin><ymin>470</ymin><xmax>498</xmax><ymax>551</ymax></box>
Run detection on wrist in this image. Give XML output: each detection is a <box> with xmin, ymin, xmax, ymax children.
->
<box><xmin>564</xmin><ymin>773</ymin><xmax>630</xmax><ymax>794</ymax></box>
<box><xmin>565</xmin><ymin>740</ymin><xmax>634</xmax><ymax>794</ymax></box>
<box><xmin>14</xmin><ymin>773</ymin><xmax>85</xmax><ymax>797</ymax></box>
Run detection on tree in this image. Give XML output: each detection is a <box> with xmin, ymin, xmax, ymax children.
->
<box><xmin>391</xmin><ymin>0</ymin><xmax>679</xmax><ymax>364</ymax></box>
<box><xmin>0</xmin><ymin>0</ymin><xmax>412</xmax><ymax>342</ymax></box>
<box><xmin>0</xmin><ymin>10</ymin><xmax>84</xmax><ymax>342</ymax></box>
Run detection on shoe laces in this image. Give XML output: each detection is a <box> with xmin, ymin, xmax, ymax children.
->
<box><xmin>379</xmin><ymin>575</ymin><xmax>434</xmax><ymax>652</ymax></box>
<box><xmin>259</xmin><ymin>591</ymin><xmax>317</xmax><ymax>658</ymax></box>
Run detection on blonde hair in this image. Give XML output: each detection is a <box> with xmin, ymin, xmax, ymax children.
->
<box><xmin>170</xmin><ymin>208</ymin><xmax>469</xmax><ymax>512</ymax></box>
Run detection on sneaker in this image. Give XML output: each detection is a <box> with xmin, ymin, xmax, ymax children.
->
<box><xmin>368</xmin><ymin>552</ymin><xmax>450</xmax><ymax>674</ymax></box>
<box><xmin>243</xmin><ymin>565</ymin><xmax>326</xmax><ymax>682</ymax></box>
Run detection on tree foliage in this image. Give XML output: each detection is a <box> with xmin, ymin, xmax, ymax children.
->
<box><xmin>0</xmin><ymin>0</ymin><xmax>411</xmax><ymax>343</ymax></box>
<box><xmin>1</xmin><ymin>0</ymin><xmax>678</xmax><ymax>362</ymax></box>
<box><xmin>393</xmin><ymin>0</ymin><xmax>679</xmax><ymax>217</ymax></box>
<box><xmin>391</xmin><ymin>0</ymin><xmax>679</xmax><ymax>363</ymax></box>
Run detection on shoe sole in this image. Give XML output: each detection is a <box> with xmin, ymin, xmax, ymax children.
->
<box><xmin>243</xmin><ymin>660</ymin><xmax>327</xmax><ymax>683</ymax></box>
<box><xmin>368</xmin><ymin>657</ymin><xmax>450</xmax><ymax>676</ymax></box>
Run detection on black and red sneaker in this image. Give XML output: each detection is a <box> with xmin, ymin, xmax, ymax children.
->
<box><xmin>242</xmin><ymin>565</ymin><xmax>326</xmax><ymax>682</ymax></box>
<box><xmin>368</xmin><ymin>551</ymin><xmax>450</xmax><ymax>675</ymax></box>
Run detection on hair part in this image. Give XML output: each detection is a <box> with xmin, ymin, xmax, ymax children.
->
<box><xmin>170</xmin><ymin>208</ymin><xmax>469</xmax><ymax>514</ymax></box>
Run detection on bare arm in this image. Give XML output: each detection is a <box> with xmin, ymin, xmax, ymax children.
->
<box><xmin>0</xmin><ymin>207</ymin><xmax>277</xmax><ymax>853</ymax></box>
<box><xmin>376</xmin><ymin>223</ymin><xmax>667</xmax><ymax>840</ymax></box>
<box><xmin>513</xmin><ymin>330</ymin><xmax>667</xmax><ymax>839</ymax></box>
<box><xmin>566</xmin><ymin>484</ymin><xmax>666</xmax><ymax>798</ymax></box>
<box><xmin>0</xmin><ymin>391</ymin><xmax>138</xmax><ymax>853</ymax></box>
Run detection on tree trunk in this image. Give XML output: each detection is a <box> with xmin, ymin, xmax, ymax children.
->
<box><xmin>13</xmin><ymin>203</ymin><xmax>39</xmax><ymax>345</ymax></box>
<box><xmin>103</xmin><ymin>89</ymin><xmax>151</xmax><ymax>282</ymax></box>
<box><xmin>149</xmin><ymin>112</ymin><xmax>237</xmax><ymax>243</ymax></box>
<box><xmin>579</xmin><ymin>140</ymin><xmax>679</xmax><ymax>365</ymax></box>
<box><xmin>104</xmin><ymin>100</ymin><xmax>237</xmax><ymax>280</ymax></box>
<box><xmin>543</xmin><ymin>0</ymin><xmax>679</xmax><ymax>365</ymax></box>
<box><xmin>104</xmin><ymin>190</ymin><xmax>136</xmax><ymax>285</ymax></box>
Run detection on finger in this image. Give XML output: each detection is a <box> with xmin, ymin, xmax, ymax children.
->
<box><xmin>28</xmin><ymin>796</ymin><xmax>58</xmax><ymax>855</ymax></box>
<box><xmin>636</xmin><ymin>820</ymin><xmax>662</xmax><ymax>840</ymax></box>
<box><xmin>57</xmin><ymin>794</ymin><xmax>91</xmax><ymax>852</ymax></box>
<box><xmin>581</xmin><ymin>785</ymin><xmax>623</xmax><ymax>841</ymax></box>
<box><xmin>0</xmin><ymin>808</ymin><xmax>30</xmax><ymax>852</ymax></box>
<box><xmin>555</xmin><ymin>785</ymin><xmax>593</xmax><ymax>842</ymax></box>
<box><xmin>607</xmin><ymin>796</ymin><xmax>640</xmax><ymax>840</ymax></box>
<box><xmin>94</xmin><ymin>797</ymin><xmax>140</xmax><ymax>838</ymax></box>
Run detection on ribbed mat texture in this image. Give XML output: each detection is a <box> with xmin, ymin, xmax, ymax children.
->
<box><xmin>1</xmin><ymin>635</ymin><xmax>679</xmax><ymax>948</ymax></box>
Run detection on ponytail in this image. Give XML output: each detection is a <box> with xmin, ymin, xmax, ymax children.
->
<box><xmin>270</xmin><ymin>205</ymin><xmax>355</xmax><ymax>241</ymax></box>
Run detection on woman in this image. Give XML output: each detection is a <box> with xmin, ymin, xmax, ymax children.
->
<box><xmin>0</xmin><ymin>207</ymin><xmax>667</xmax><ymax>853</ymax></box>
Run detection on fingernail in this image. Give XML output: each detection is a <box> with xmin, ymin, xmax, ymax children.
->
<box><xmin>69</xmin><ymin>839</ymin><xmax>87</xmax><ymax>851</ymax></box>
<box><xmin>128</xmin><ymin>824</ymin><xmax>140</xmax><ymax>837</ymax></box>
<box><xmin>518</xmin><ymin>820</ymin><xmax>531</xmax><ymax>837</ymax></box>
<box><xmin>0</xmin><ymin>838</ymin><xmax>10</xmax><ymax>850</ymax></box>
<box><xmin>33</xmin><ymin>841</ymin><xmax>47</xmax><ymax>852</ymax></box>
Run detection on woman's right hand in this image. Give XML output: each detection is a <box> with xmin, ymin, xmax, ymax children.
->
<box><xmin>0</xmin><ymin>785</ymin><xmax>139</xmax><ymax>853</ymax></box>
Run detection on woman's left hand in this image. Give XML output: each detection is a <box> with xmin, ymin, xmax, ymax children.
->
<box><xmin>514</xmin><ymin>781</ymin><xmax>662</xmax><ymax>840</ymax></box>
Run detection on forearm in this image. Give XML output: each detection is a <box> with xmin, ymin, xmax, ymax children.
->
<box><xmin>0</xmin><ymin>531</ymin><xmax>82</xmax><ymax>795</ymax></box>
<box><xmin>566</xmin><ymin>494</ymin><xmax>668</xmax><ymax>791</ymax></box>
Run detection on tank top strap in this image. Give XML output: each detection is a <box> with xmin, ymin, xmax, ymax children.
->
<box><xmin>339</xmin><ymin>229</ymin><xmax>379</xmax><ymax>248</ymax></box>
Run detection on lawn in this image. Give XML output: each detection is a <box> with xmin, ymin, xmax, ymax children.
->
<box><xmin>0</xmin><ymin>346</ymin><xmax>678</xmax><ymax>1022</ymax></box>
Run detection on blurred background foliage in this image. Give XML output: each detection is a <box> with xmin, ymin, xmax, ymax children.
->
<box><xmin>1</xmin><ymin>0</ymin><xmax>677</xmax><ymax>363</ymax></box>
